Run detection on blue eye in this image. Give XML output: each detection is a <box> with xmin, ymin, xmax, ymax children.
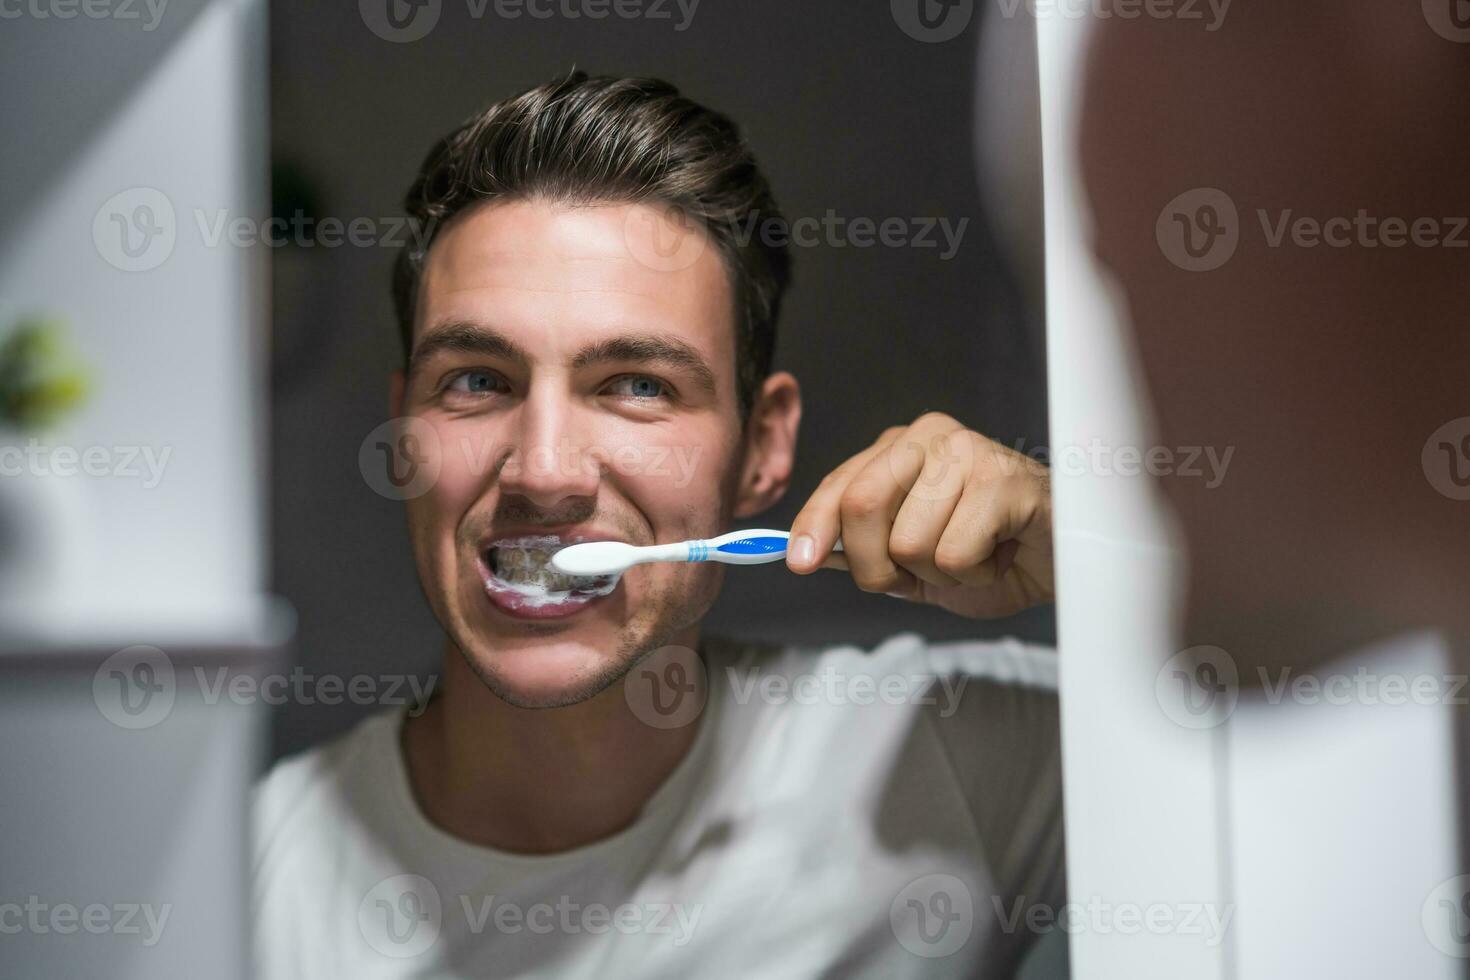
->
<box><xmin>448</xmin><ymin>370</ymin><xmax>504</xmax><ymax>395</ymax></box>
<box><xmin>608</xmin><ymin>375</ymin><xmax>669</xmax><ymax>400</ymax></box>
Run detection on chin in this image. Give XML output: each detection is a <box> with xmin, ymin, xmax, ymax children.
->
<box><xmin>450</xmin><ymin>580</ymin><xmax>641</xmax><ymax>708</ymax></box>
<box><xmin>451</xmin><ymin>577</ymin><xmax>698</xmax><ymax>710</ymax></box>
<box><xmin>462</xmin><ymin>632</ymin><xmax>640</xmax><ymax>709</ymax></box>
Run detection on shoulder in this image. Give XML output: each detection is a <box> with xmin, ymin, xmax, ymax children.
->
<box><xmin>712</xmin><ymin>630</ymin><xmax>1055</xmax><ymax>694</ymax></box>
<box><xmin>703</xmin><ymin>630</ymin><xmax>1058</xmax><ymax>759</ymax></box>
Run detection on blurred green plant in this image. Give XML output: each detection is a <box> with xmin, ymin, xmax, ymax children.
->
<box><xmin>0</xmin><ymin>316</ymin><xmax>89</xmax><ymax>431</ymax></box>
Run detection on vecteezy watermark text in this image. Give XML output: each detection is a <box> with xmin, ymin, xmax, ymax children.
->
<box><xmin>891</xmin><ymin>0</ymin><xmax>1231</xmax><ymax>44</ymax></box>
<box><xmin>725</xmin><ymin>664</ymin><xmax>969</xmax><ymax>718</ymax></box>
<box><xmin>0</xmin><ymin>439</ymin><xmax>171</xmax><ymax>489</ymax></box>
<box><xmin>996</xmin><ymin>0</ymin><xmax>1230</xmax><ymax>30</ymax></box>
<box><xmin>623</xmin><ymin>206</ymin><xmax>972</xmax><ymax>273</ymax></box>
<box><xmin>356</xmin><ymin>875</ymin><xmax>702</xmax><ymax>959</ymax></box>
<box><xmin>0</xmin><ymin>897</ymin><xmax>170</xmax><ymax>946</ymax></box>
<box><xmin>983</xmin><ymin>436</ymin><xmax>1234</xmax><ymax>488</ymax></box>
<box><xmin>1156</xmin><ymin>645</ymin><xmax>1470</xmax><ymax>729</ymax></box>
<box><xmin>359</xmin><ymin>0</ymin><xmax>701</xmax><ymax>44</ymax></box>
<box><xmin>0</xmin><ymin>0</ymin><xmax>167</xmax><ymax>30</ymax></box>
<box><xmin>92</xmin><ymin>645</ymin><xmax>438</xmax><ymax>730</ymax></box>
<box><xmin>729</xmin><ymin>211</ymin><xmax>970</xmax><ymax>261</ymax></box>
<box><xmin>1158</xmin><ymin>187</ymin><xmax>1470</xmax><ymax>271</ymax></box>
<box><xmin>194</xmin><ymin>667</ymin><xmax>437</xmax><ymax>716</ymax></box>
<box><xmin>993</xmin><ymin>895</ymin><xmax>1235</xmax><ymax>946</ymax></box>
<box><xmin>93</xmin><ymin>188</ymin><xmax>435</xmax><ymax>273</ymax></box>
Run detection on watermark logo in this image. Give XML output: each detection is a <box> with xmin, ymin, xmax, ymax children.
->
<box><xmin>622</xmin><ymin>202</ymin><xmax>710</xmax><ymax>274</ymax></box>
<box><xmin>891</xmin><ymin>874</ymin><xmax>974</xmax><ymax>958</ymax></box>
<box><xmin>623</xmin><ymin>644</ymin><xmax>706</xmax><ymax>729</ymax></box>
<box><xmin>359</xmin><ymin>417</ymin><xmax>442</xmax><ymax>501</ymax></box>
<box><xmin>1423</xmin><ymin>417</ymin><xmax>1470</xmax><ymax>501</ymax></box>
<box><xmin>360</xmin><ymin>0</ymin><xmax>441</xmax><ymax>41</ymax></box>
<box><xmin>93</xmin><ymin>187</ymin><xmax>176</xmax><ymax>272</ymax></box>
<box><xmin>1423</xmin><ymin>0</ymin><xmax>1470</xmax><ymax>42</ymax></box>
<box><xmin>1423</xmin><ymin>874</ymin><xmax>1470</xmax><ymax>956</ymax></box>
<box><xmin>93</xmin><ymin>646</ymin><xmax>176</xmax><ymax>730</ymax></box>
<box><xmin>892</xmin><ymin>0</ymin><xmax>974</xmax><ymax>43</ymax></box>
<box><xmin>1156</xmin><ymin>188</ymin><xmax>1239</xmax><ymax>272</ymax></box>
<box><xmin>1155</xmin><ymin>645</ymin><xmax>1238</xmax><ymax>729</ymax></box>
<box><xmin>885</xmin><ymin>426</ymin><xmax>977</xmax><ymax>504</ymax></box>
<box><xmin>359</xmin><ymin>874</ymin><xmax>443</xmax><ymax>958</ymax></box>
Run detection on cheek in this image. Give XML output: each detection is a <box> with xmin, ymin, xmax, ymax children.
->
<box><xmin>592</xmin><ymin>421</ymin><xmax>737</xmax><ymax>529</ymax></box>
<box><xmin>401</xmin><ymin>418</ymin><xmax>491</xmax><ymax>557</ymax></box>
<box><xmin>430</xmin><ymin>427</ymin><xmax>493</xmax><ymax>511</ymax></box>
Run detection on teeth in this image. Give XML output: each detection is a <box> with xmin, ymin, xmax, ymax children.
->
<box><xmin>486</xmin><ymin>539</ymin><xmax>618</xmax><ymax>597</ymax></box>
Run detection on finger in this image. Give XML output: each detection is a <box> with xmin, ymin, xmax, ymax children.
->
<box><xmin>885</xmin><ymin>415</ymin><xmax>972</xmax><ymax>507</ymax></box>
<box><xmin>888</xmin><ymin>487</ymin><xmax>964</xmax><ymax>587</ymax></box>
<box><xmin>819</xmin><ymin>551</ymin><xmax>849</xmax><ymax>571</ymax></box>
<box><xmin>787</xmin><ymin>428</ymin><xmax>903</xmax><ymax>574</ymax></box>
<box><xmin>883</xmin><ymin>418</ymin><xmax>968</xmax><ymax>588</ymax></box>
<box><xmin>786</xmin><ymin>463</ymin><xmax>860</xmax><ymax>573</ymax></box>
<box><xmin>837</xmin><ymin>451</ymin><xmax>918</xmax><ymax>595</ymax></box>
<box><xmin>933</xmin><ymin>475</ymin><xmax>1043</xmax><ymax>588</ymax></box>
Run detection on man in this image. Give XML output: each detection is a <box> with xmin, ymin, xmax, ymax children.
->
<box><xmin>253</xmin><ymin>72</ymin><xmax>1061</xmax><ymax>979</ymax></box>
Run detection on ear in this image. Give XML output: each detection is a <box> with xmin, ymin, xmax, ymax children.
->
<box><xmin>733</xmin><ymin>371</ymin><xmax>801</xmax><ymax>519</ymax></box>
<box><xmin>389</xmin><ymin>369</ymin><xmax>406</xmax><ymax>418</ymax></box>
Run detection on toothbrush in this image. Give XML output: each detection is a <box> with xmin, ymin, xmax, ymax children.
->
<box><xmin>550</xmin><ymin>529</ymin><xmax>844</xmax><ymax>577</ymax></box>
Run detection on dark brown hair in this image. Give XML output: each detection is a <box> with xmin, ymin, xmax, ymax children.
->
<box><xmin>392</xmin><ymin>70</ymin><xmax>791</xmax><ymax>418</ymax></box>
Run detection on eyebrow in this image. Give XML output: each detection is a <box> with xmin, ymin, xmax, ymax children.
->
<box><xmin>409</xmin><ymin>319</ymin><xmax>718</xmax><ymax>395</ymax></box>
<box><xmin>408</xmin><ymin>321</ymin><xmax>528</xmax><ymax>380</ymax></box>
<box><xmin>571</xmin><ymin>334</ymin><xmax>717</xmax><ymax>395</ymax></box>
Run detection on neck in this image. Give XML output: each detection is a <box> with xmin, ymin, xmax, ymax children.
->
<box><xmin>402</xmin><ymin>628</ymin><xmax>707</xmax><ymax>855</ymax></box>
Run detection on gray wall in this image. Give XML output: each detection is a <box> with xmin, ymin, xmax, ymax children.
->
<box><xmin>267</xmin><ymin>1</ymin><xmax>1053</xmax><ymax>761</ymax></box>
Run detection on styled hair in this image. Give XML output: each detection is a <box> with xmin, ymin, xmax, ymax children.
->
<box><xmin>392</xmin><ymin>70</ymin><xmax>791</xmax><ymax>418</ymax></box>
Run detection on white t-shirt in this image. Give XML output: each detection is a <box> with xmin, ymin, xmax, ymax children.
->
<box><xmin>252</xmin><ymin>632</ymin><xmax>1064</xmax><ymax>979</ymax></box>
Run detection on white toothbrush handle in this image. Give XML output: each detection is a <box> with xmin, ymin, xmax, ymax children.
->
<box><xmin>627</xmin><ymin>542</ymin><xmax>692</xmax><ymax>567</ymax></box>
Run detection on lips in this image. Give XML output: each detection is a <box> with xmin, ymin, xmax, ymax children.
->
<box><xmin>477</xmin><ymin>534</ymin><xmax>623</xmax><ymax>620</ymax></box>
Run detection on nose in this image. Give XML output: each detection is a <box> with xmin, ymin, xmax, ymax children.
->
<box><xmin>494</xmin><ymin>384</ymin><xmax>602</xmax><ymax>509</ymax></box>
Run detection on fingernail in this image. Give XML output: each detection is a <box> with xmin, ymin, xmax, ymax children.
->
<box><xmin>885</xmin><ymin>590</ymin><xmax>908</xmax><ymax>600</ymax></box>
<box><xmin>790</xmin><ymin>534</ymin><xmax>815</xmax><ymax>567</ymax></box>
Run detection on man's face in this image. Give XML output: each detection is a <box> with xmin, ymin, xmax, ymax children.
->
<box><xmin>394</xmin><ymin>198</ymin><xmax>763</xmax><ymax>707</ymax></box>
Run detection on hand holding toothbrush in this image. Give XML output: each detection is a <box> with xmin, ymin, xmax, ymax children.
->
<box><xmin>783</xmin><ymin>412</ymin><xmax>1054</xmax><ymax>620</ymax></box>
<box><xmin>551</xmin><ymin>413</ymin><xmax>1053</xmax><ymax>620</ymax></box>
